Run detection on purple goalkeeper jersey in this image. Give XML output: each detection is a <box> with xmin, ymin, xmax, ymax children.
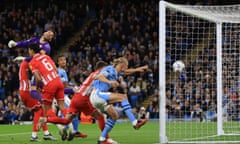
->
<box><xmin>16</xmin><ymin>37</ymin><xmax>51</xmax><ymax>55</ymax></box>
<box><xmin>17</xmin><ymin>37</ymin><xmax>51</xmax><ymax>87</ymax></box>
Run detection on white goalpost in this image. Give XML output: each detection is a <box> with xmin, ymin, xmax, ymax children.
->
<box><xmin>159</xmin><ymin>1</ymin><xmax>240</xmax><ymax>143</ymax></box>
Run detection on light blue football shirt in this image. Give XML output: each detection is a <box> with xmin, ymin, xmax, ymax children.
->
<box><xmin>92</xmin><ymin>65</ymin><xmax>118</xmax><ymax>91</ymax></box>
<box><xmin>58</xmin><ymin>67</ymin><xmax>68</xmax><ymax>83</ymax></box>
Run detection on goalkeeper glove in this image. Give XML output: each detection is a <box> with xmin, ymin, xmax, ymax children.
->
<box><xmin>13</xmin><ymin>56</ymin><xmax>26</xmax><ymax>62</ymax></box>
<box><xmin>8</xmin><ymin>40</ymin><xmax>17</xmax><ymax>48</ymax></box>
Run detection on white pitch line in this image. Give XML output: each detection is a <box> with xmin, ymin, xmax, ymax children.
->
<box><xmin>0</xmin><ymin>132</ymin><xmax>31</xmax><ymax>136</ymax></box>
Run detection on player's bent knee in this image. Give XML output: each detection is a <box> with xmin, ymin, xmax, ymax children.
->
<box><xmin>119</xmin><ymin>94</ymin><xmax>128</xmax><ymax>100</ymax></box>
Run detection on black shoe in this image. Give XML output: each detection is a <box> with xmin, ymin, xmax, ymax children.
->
<box><xmin>67</xmin><ymin>132</ymin><xmax>75</xmax><ymax>141</ymax></box>
<box><xmin>75</xmin><ymin>132</ymin><xmax>88</xmax><ymax>138</ymax></box>
<box><xmin>59</xmin><ymin>128</ymin><xmax>68</xmax><ymax>141</ymax></box>
<box><xmin>30</xmin><ymin>136</ymin><xmax>40</xmax><ymax>142</ymax></box>
<box><xmin>43</xmin><ymin>133</ymin><xmax>57</xmax><ymax>140</ymax></box>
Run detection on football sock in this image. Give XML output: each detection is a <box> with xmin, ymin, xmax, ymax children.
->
<box><xmin>33</xmin><ymin>109</ymin><xmax>41</xmax><ymax>132</ymax></box>
<box><xmin>72</xmin><ymin>116</ymin><xmax>79</xmax><ymax>132</ymax></box>
<box><xmin>100</xmin><ymin>118</ymin><xmax>116</xmax><ymax>139</ymax></box>
<box><xmin>121</xmin><ymin>99</ymin><xmax>136</xmax><ymax>123</ymax></box>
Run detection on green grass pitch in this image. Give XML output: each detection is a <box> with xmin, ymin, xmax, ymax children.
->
<box><xmin>0</xmin><ymin>121</ymin><xmax>159</xmax><ymax>144</ymax></box>
<box><xmin>1</xmin><ymin>121</ymin><xmax>239</xmax><ymax>144</ymax></box>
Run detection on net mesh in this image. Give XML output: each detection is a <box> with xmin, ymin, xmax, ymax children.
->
<box><xmin>161</xmin><ymin>2</ymin><xmax>240</xmax><ymax>143</ymax></box>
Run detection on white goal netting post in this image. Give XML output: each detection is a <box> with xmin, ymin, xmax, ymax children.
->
<box><xmin>159</xmin><ymin>1</ymin><xmax>240</xmax><ymax>143</ymax></box>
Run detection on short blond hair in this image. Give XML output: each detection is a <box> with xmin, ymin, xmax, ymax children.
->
<box><xmin>112</xmin><ymin>57</ymin><xmax>128</xmax><ymax>67</ymax></box>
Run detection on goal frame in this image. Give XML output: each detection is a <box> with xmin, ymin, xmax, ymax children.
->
<box><xmin>158</xmin><ymin>1</ymin><xmax>240</xmax><ymax>143</ymax></box>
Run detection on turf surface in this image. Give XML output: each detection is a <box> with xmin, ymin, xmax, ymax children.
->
<box><xmin>0</xmin><ymin>121</ymin><xmax>159</xmax><ymax>144</ymax></box>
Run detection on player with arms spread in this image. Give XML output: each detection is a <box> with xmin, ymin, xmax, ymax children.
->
<box><xmin>90</xmin><ymin>57</ymin><xmax>148</xmax><ymax>144</ymax></box>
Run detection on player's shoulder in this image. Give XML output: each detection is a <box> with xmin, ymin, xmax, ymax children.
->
<box><xmin>58</xmin><ymin>67</ymin><xmax>66</xmax><ymax>73</ymax></box>
<box><xmin>20</xmin><ymin>60</ymin><xmax>29</xmax><ymax>67</ymax></box>
<box><xmin>104</xmin><ymin>65</ymin><xmax>114</xmax><ymax>71</ymax></box>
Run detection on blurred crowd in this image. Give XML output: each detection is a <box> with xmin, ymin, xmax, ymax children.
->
<box><xmin>165</xmin><ymin>2</ymin><xmax>240</xmax><ymax>122</ymax></box>
<box><xmin>1</xmin><ymin>0</ymin><xmax>239</xmax><ymax>125</ymax></box>
<box><xmin>61</xmin><ymin>0</ymin><xmax>159</xmax><ymax>119</ymax></box>
<box><xmin>0</xmin><ymin>0</ymin><xmax>159</xmax><ymax>124</ymax></box>
<box><xmin>0</xmin><ymin>0</ymin><xmax>93</xmax><ymax>124</ymax></box>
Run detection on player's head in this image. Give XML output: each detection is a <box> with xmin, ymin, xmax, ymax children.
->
<box><xmin>42</xmin><ymin>29</ymin><xmax>55</xmax><ymax>42</ymax></box>
<box><xmin>28</xmin><ymin>43</ymin><xmax>40</xmax><ymax>56</ymax></box>
<box><xmin>95</xmin><ymin>61</ymin><xmax>108</xmax><ymax>70</ymax></box>
<box><xmin>57</xmin><ymin>54</ymin><xmax>67</xmax><ymax>69</ymax></box>
<box><xmin>113</xmin><ymin>57</ymin><xmax>128</xmax><ymax>71</ymax></box>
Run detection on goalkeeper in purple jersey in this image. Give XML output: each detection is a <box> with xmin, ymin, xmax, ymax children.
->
<box><xmin>10</xmin><ymin>30</ymin><xmax>55</xmax><ymax>96</ymax></box>
<box><xmin>8</xmin><ymin>30</ymin><xmax>54</xmax><ymax>55</ymax></box>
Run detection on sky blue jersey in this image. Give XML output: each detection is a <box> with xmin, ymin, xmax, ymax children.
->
<box><xmin>58</xmin><ymin>67</ymin><xmax>68</xmax><ymax>83</ymax></box>
<box><xmin>93</xmin><ymin>65</ymin><xmax>118</xmax><ymax>92</ymax></box>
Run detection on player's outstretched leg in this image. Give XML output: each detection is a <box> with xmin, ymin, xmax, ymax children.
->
<box><xmin>133</xmin><ymin>119</ymin><xmax>148</xmax><ymax>130</ymax></box>
<box><xmin>120</xmin><ymin>99</ymin><xmax>148</xmax><ymax>130</ymax></box>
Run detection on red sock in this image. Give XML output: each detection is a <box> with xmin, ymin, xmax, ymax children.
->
<box><xmin>42</xmin><ymin>123</ymin><xmax>48</xmax><ymax>131</ymax></box>
<box><xmin>98</xmin><ymin>114</ymin><xmax>109</xmax><ymax>139</ymax></box>
<box><xmin>47</xmin><ymin>109</ymin><xmax>57</xmax><ymax>117</ymax></box>
<box><xmin>32</xmin><ymin>109</ymin><xmax>42</xmax><ymax>132</ymax></box>
<box><xmin>98</xmin><ymin>114</ymin><xmax>105</xmax><ymax>131</ymax></box>
<box><xmin>39</xmin><ymin>108</ymin><xmax>48</xmax><ymax>131</ymax></box>
<box><xmin>60</xmin><ymin>108</ymin><xmax>67</xmax><ymax>116</ymax></box>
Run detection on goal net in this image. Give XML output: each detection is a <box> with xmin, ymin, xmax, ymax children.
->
<box><xmin>159</xmin><ymin>1</ymin><xmax>240</xmax><ymax>143</ymax></box>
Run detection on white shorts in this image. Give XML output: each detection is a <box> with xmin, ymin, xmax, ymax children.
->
<box><xmin>90</xmin><ymin>89</ymin><xmax>110</xmax><ymax>112</ymax></box>
<box><xmin>64</xmin><ymin>94</ymin><xmax>71</xmax><ymax>107</ymax></box>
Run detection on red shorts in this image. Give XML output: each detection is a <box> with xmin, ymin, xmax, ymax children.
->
<box><xmin>68</xmin><ymin>93</ymin><xmax>96</xmax><ymax>116</ymax></box>
<box><xmin>42</xmin><ymin>78</ymin><xmax>64</xmax><ymax>105</ymax></box>
<box><xmin>19</xmin><ymin>90</ymin><xmax>41</xmax><ymax>110</ymax></box>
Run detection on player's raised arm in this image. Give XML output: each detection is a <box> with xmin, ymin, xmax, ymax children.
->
<box><xmin>124</xmin><ymin>65</ymin><xmax>149</xmax><ymax>75</ymax></box>
<box><xmin>8</xmin><ymin>37</ymin><xmax>39</xmax><ymax>48</ymax></box>
<box><xmin>95</xmin><ymin>73</ymin><xmax>119</xmax><ymax>87</ymax></box>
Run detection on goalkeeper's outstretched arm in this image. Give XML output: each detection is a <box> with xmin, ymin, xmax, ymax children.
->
<box><xmin>8</xmin><ymin>37</ymin><xmax>39</xmax><ymax>48</ymax></box>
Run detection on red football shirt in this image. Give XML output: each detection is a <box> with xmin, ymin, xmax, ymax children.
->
<box><xmin>19</xmin><ymin>61</ymin><xmax>31</xmax><ymax>91</ymax></box>
<box><xmin>75</xmin><ymin>69</ymin><xmax>100</xmax><ymax>96</ymax></box>
<box><xmin>29</xmin><ymin>53</ymin><xmax>58</xmax><ymax>85</ymax></box>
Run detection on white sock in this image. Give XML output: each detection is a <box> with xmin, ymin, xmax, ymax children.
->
<box><xmin>44</xmin><ymin>130</ymin><xmax>50</xmax><ymax>135</ymax></box>
<box><xmin>32</xmin><ymin>132</ymin><xmax>37</xmax><ymax>138</ymax></box>
<box><xmin>99</xmin><ymin>136</ymin><xmax>106</xmax><ymax>141</ymax></box>
<box><xmin>132</xmin><ymin>120</ymin><xmax>138</xmax><ymax>126</ymax></box>
<box><xmin>57</xmin><ymin>124</ymin><xmax>65</xmax><ymax>131</ymax></box>
<box><xmin>68</xmin><ymin>123</ymin><xmax>75</xmax><ymax>133</ymax></box>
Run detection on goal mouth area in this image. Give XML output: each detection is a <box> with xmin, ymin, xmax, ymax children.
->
<box><xmin>168</xmin><ymin>134</ymin><xmax>240</xmax><ymax>143</ymax></box>
<box><xmin>165</xmin><ymin>121</ymin><xmax>240</xmax><ymax>143</ymax></box>
<box><xmin>169</xmin><ymin>141</ymin><xmax>240</xmax><ymax>144</ymax></box>
<box><xmin>159</xmin><ymin>1</ymin><xmax>240</xmax><ymax>144</ymax></box>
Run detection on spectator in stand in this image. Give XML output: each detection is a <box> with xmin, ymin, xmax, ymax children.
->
<box><xmin>136</xmin><ymin>77</ymin><xmax>147</xmax><ymax>102</ymax></box>
<box><xmin>0</xmin><ymin>108</ymin><xmax>9</xmax><ymax>124</ymax></box>
<box><xmin>138</xmin><ymin>107</ymin><xmax>149</xmax><ymax>120</ymax></box>
<box><xmin>0</xmin><ymin>70</ymin><xmax>5</xmax><ymax>100</ymax></box>
<box><xmin>129</xmin><ymin>81</ymin><xmax>141</xmax><ymax>107</ymax></box>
